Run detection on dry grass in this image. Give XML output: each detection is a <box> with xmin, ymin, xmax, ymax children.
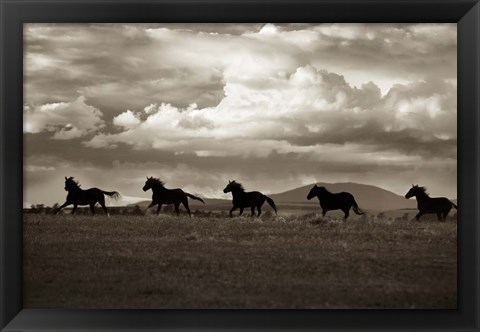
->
<box><xmin>23</xmin><ymin>213</ymin><xmax>457</xmax><ymax>309</ymax></box>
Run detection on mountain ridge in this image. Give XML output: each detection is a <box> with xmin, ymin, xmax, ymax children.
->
<box><xmin>127</xmin><ymin>182</ymin><xmax>448</xmax><ymax>212</ymax></box>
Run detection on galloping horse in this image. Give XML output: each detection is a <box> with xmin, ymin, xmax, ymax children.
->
<box><xmin>223</xmin><ymin>180</ymin><xmax>277</xmax><ymax>217</ymax></box>
<box><xmin>142</xmin><ymin>177</ymin><xmax>205</xmax><ymax>216</ymax></box>
<box><xmin>307</xmin><ymin>184</ymin><xmax>364</xmax><ymax>220</ymax></box>
<box><xmin>55</xmin><ymin>177</ymin><xmax>120</xmax><ymax>216</ymax></box>
<box><xmin>405</xmin><ymin>185</ymin><xmax>457</xmax><ymax>221</ymax></box>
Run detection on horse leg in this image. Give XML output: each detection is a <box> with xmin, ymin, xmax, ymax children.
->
<box><xmin>182</xmin><ymin>200</ymin><xmax>191</xmax><ymax>217</ymax></box>
<box><xmin>71</xmin><ymin>204</ymin><xmax>78</xmax><ymax>215</ymax></box>
<box><xmin>156</xmin><ymin>204</ymin><xmax>162</xmax><ymax>216</ymax></box>
<box><xmin>415</xmin><ymin>212</ymin><xmax>422</xmax><ymax>221</ymax></box>
<box><xmin>436</xmin><ymin>212</ymin><xmax>442</xmax><ymax>222</ymax></box>
<box><xmin>257</xmin><ymin>205</ymin><xmax>262</xmax><ymax>217</ymax></box>
<box><xmin>444</xmin><ymin>207</ymin><xmax>452</xmax><ymax>222</ymax></box>
<box><xmin>174</xmin><ymin>203</ymin><xmax>180</xmax><ymax>216</ymax></box>
<box><xmin>146</xmin><ymin>201</ymin><xmax>155</xmax><ymax>214</ymax></box>
<box><xmin>147</xmin><ymin>202</ymin><xmax>155</xmax><ymax>208</ymax></box>
<box><xmin>343</xmin><ymin>208</ymin><xmax>350</xmax><ymax>221</ymax></box>
<box><xmin>89</xmin><ymin>204</ymin><xmax>95</xmax><ymax>215</ymax></box>
<box><xmin>97</xmin><ymin>196</ymin><xmax>109</xmax><ymax>216</ymax></box>
<box><xmin>100</xmin><ymin>203</ymin><xmax>109</xmax><ymax>216</ymax></box>
<box><xmin>250</xmin><ymin>206</ymin><xmax>255</xmax><ymax>216</ymax></box>
<box><xmin>321</xmin><ymin>209</ymin><xmax>327</xmax><ymax>217</ymax></box>
<box><xmin>55</xmin><ymin>201</ymin><xmax>70</xmax><ymax>215</ymax></box>
<box><xmin>239</xmin><ymin>208</ymin><xmax>244</xmax><ymax>216</ymax></box>
<box><xmin>229</xmin><ymin>206</ymin><xmax>238</xmax><ymax>217</ymax></box>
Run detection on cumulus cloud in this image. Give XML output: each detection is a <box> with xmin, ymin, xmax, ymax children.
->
<box><xmin>23</xmin><ymin>23</ymin><xmax>458</xmax><ymax>201</ymax></box>
<box><xmin>24</xmin><ymin>23</ymin><xmax>456</xmax><ymax>113</ymax></box>
<box><xmin>84</xmin><ymin>65</ymin><xmax>456</xmax><ymax>160</ymax></box>
<box><xmin>24</xmin><ymin>96</ymin><xmax>105</xmax><ymax>139</ymax></box>
<box><xmin>113</xmin><ymin>110</ymin><xmax>141</xmax><ymax>129</ymax></box>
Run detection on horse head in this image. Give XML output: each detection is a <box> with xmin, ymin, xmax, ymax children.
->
<box><xmin>143</xmin><ymin>176</ymin><xmax>153</xmax><ymax>192</ymax></box>
<box><xmin>223</xmin><ymin>180</ymin><xmax>234</xmax><ymax>193</ymax></box>
<box><xmin>64</xmin><ymin>176</ymin><xmax>80</xmax><ymax>192</ymax></box>
<box><xmin>306</xmin><ymin>184</ymin><xmax>318</xmax><ymax>200</ymax></box>
<box><xmin>405</xmin><ymin>184</ymin><xmax>420</xmax><ymax>199</ymax></box>
<box><xmin>223</xmin><ymin>180</ymin><xmax>244</xmax><ymax>194</ymax></box>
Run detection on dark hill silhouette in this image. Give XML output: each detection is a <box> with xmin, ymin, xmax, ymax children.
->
<box><xmin>269</xmin><ymin>182</ymin><xmax>418</xmax><ymax>211</ymax></box>
<box><xmin>130</xmin><ymin>182</ymin><xmax>428</xmax><ymax>212</ymax></box>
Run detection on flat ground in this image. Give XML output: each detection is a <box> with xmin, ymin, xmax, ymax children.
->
<box><xmin>23</xmin><ymin>213</ymin><xmax>457</xmax><ymax>309</ymax></box>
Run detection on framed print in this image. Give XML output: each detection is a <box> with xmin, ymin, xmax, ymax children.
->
<box><xmin>1</xmin><ymin>0</ymin><xmax>479</xmax><ymax>331</ymax></box>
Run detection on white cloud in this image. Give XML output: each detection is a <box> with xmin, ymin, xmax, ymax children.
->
<box><xmin>84</xmin><ymin>65</ymin><xmax>456</xmax><ymax>161</ymax></box>
<box><xmin>23</xmin><ymin>23</ymin><xmax>458</xmax><ymax>202</ymax></box>
<box><xmin>24</xmin><ymin>23</ymin><xmax>457</xmax><ymax>112</ymax></box>
<box><xmin>24</xmin><ymin>96</ymin><xmax>105</xmax><ymax>139</ymax></box>
<box><xmin>113</xmin><ymin>110</ymin><xmax>141</xmax><ymax>129</ymax></box>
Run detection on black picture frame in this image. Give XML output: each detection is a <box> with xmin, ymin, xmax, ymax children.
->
<box><xmin>1</xmin><ymin>0</ymin><xmax>479</xmax><ymax>331</ymax></box>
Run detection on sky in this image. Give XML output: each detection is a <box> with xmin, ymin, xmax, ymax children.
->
<box><xmin>23</xmin><ymin>23</ymin><xmax>457</xmax><ymax>206</ymax></box>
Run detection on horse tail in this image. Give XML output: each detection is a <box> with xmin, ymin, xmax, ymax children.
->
<box><xmin>186</xmin><ymin>193</ymin><xmax>205</xmax><ymax>204</ymax></box>
<box><xmin>102</xmin><ymin>190</ymin><xmax>121</xmax><ymax>200</ymax></box>
<box><xmin>450</xmin><ymin>201</ymin><xmax>457</xmax><ymax>209</ymax></box>
<box><xmin>264</xmin><ymin>195</ymin><xmax>277</xmax><ymax>214</ymax></box>
<box><xmin>352</xmin><ymin>199</ymin><xmax>365</xmax><ymax>215</ymax></box>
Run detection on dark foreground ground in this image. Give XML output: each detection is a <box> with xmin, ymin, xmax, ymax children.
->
<box><xmin>24</xmin><ymin>213</ymin><xmax>457</xmax><ymax>309</ymax></box>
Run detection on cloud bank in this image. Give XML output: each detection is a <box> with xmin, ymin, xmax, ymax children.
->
<box><xmin>83</xmin><ymin>66</ymin><xmax>456</xmax><ymax>161</ymax></box>
<box><xmin>23</xmin><ymin>23</ymin><xmax>457</xmax><ymax>204</ymax></box>
<box><xmin>24</xmin><ymin>96</ymin><xmax>104</xmax><ymax>139</ymax></box>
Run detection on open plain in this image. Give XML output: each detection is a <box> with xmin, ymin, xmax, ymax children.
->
<box><xmin>23</xmin><ymin>213</ymin><xmax>457</xmax><ymax>309</ymax></box>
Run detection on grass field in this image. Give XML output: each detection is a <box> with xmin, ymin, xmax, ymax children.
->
<box><xmin>23</xmin><ymin>213</ymin><xmax>457</xmax><ymax>309</ymax></box>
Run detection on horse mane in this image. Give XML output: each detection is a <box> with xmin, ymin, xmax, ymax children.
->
<box><xmin>149</xmin><ymin>177</ymin><xmax>166</xmax><ymax>188</ymax></box>
<box><xmin>66</xmin><ymin>177</ymin><xmax>81</xmax><ymax>188</ymax></box>
<box><xmin>317</xmin><ymin>186</ymin><xmax>330</xmax><ymax>193</ymax></box>
<box><xmin>230</xmin><ymin>181</ymin><xmax>245</xmax><ymax>192</ymax></box>
<box><xmin>418</xmin><ymin>186</ymin><xmax>429</xmax><ymax>196</ymax></box>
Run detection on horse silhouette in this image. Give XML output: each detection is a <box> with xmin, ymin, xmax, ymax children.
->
<box><xmin>143</xmin><ymin>177</ymin><xmax>204</xmax><ymax>216</ymax></box>
<box><xmin>307</xmin><ymin>184</ymin><xmax>364</xmax><ymax>220</ymax></box>
<box><xmin>55</xmin><ymin>176</ymin><xmax>120</xmax><ymax>216</ymax></box>
<box><xmin>223</xmin><ymin>180</ymin><xmax>277</xmax><ymax>217</ymax></box>
<box><xmin>405</xmin><ymin>184</ymin><xmax>457</xmax><ymax>221</ymax></box>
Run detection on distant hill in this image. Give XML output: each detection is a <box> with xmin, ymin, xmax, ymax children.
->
<box><xmin>269</xmin><ymin>182</ymin><xmax>418</xmax><ymax>212</ymax></box>
<box><xmin>129</xmin><ymin>182</ymin><xmax>426</xmax><ymax>212</ymax></box>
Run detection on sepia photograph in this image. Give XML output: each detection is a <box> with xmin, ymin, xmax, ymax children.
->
<box><xmin>23</xmin><ymin>23</ymin><xmax>457</xmax><ymax>309</ymax></box>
